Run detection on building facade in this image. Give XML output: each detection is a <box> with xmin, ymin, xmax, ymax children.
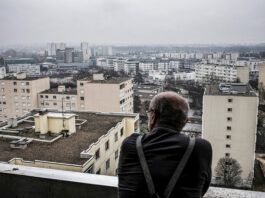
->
<box><xmin>0</xmin><ymin>74</ymin><xmax>50</xmax><ymax>121</ymax></box>
<box><xmin>8</xmin><ymin>64</ymin><xmax>40</xmax><ymax>76</ymax></box>
<box><xmin>202</xmin><ymin>83</ymin><xmax>258</xmax><ymax>186</ymax></box>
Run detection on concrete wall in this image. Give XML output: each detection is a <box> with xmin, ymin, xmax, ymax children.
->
<box><xmin>259</xmin><ymin>63</ymin><xmax>265</xmax><ymax>88</ymax></box>
<box><xmin>0</xmin><ymin>164</ymin><xmax>264</xmax><ymax>198</ymax></box>
<box><xmin>202</xmin><ymin>94</ymin><xmax>258</xmax><ymax>183</ymax></box>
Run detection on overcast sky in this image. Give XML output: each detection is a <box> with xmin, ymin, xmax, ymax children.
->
<box><xmin>0</xmin><ymin>0</ymin><xmax>264</xmax><ymax>46</ymax></box>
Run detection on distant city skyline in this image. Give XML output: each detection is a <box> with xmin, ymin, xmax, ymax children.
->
<box><xmin>0</xmin><ymin>0</ymin><xmax>265</xmax><ymax>46</ymax></box>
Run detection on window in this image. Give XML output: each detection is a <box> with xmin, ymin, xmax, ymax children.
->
<box><xmin>227</xmin><ymin>126</ymin><xmax>231</xmax><ymax>130</ymax></box>
<box><xmin>2</xmin><ymin>95</ymin><xmax>5</xmax><ymax>99</ymax></box>
<box><xmin>227</xmin><ymin>108</ymin><xmax>232</xmax><ymax>112</ymax></box>
<box><xmin>22</xmin><ymin>102</ymin><xmax>26</xmax><ymax>107</ymax></box>
<box><xmin>72</xmin><ymin>103</ymin><xmax>76</xmax><ymax>108</ymax></box>
<box><xmin>106</xmin><ymin>159</ymin><xmax>110</xmax><ymax>170</ymax></box>
<box><xmin>53</xmin><ymin>102</ymin><xmax>57</xmax><ymax>106</ymax></box>
<box><xmin>26</xmin><ymin>89</ymin><xmax>30</xmax><ymax>93</ymax></box>
<box><xmin>27</xmin><ymin>96</ymin><xmax>30</xmax><ymax>100</ymax></box>
<box><xmin>15</xmin><ymin>102</ymin><xmax>18</xmax><ymax>106</ymax></box>
<box><xmin>45</xmin><ymin>95</ymin><xmax>48</xmax><ymax>98</ymax></box>
<box><xmin>13</xmin><ymin>82</ymin><xmax>17</xmax><ymax>86</ymax></box>
<box><xmin>1</xmin><ymin>88</ymin><xmax>4</xmax><ymax>92</ymax></box>
<box><xmin>96</xmin><ymin>169</ymin><xmax>101</xmax><ymax>174</ymax></box>
<box><xmin>23</xmin><ymin>109</ymin><xmax>27</xmax><ymax>113</ymax></box>
<box><xmin>115</xmin><ymin>132</ymin><xmax>118</xmax><ymax>142</ymax></box>
<box><xmin>3</xmin><ymin>108</ymin><xmax>6</xmax><ymax>112</ymax></box>
<box><xmin>1</xmin><ymin>82</ymin><xmax>5</xmax><ymax>86</ymax></box>
<box><xmin>80</xmin><ymin>82</ymin><xmax>84</xmax><ymax>86</ymax></box>
<box><xmin>71</xmin><ymin>96</ymin><xmax>75</xmax><ymax>100</ymax></box>
<box><xmin>66</xmin><ymin>103</ymin><xmax>70</xmax><ymax>107</ymax></box>
<box><xmin>227</xmin><ymin>117</ymin><xmax>232</xmax><ymax>121</ymax></box>
<box><xmin>226</xmin><ymin>135</ymin><xmax>231</xmax><ymax>140</ymax></box>
<box><xmin>16</xmin><ymin>109</ymin><xmax>19</xmax><ymax>113</ymax></box>
<box><xmin>3</xmin><ymin>101</ymin><xmax>6</xmax><ymax>105</ymax></box>
<box><xmin>21</xmin><ymin>89</ymin><xmax>25</xmax><ymax>93</ymax></box>
<box><xmin>80</xmin><ymin>90</ymin><xmax>84</xmax><ymax>94</ymax></box>
<box><xmin>27</xmin><ymin>103</ymin><xmax>30</xmax><ymax>107</ymax></box>
<box><xmin>228</xmin><ymin>98</ymin><xmax>233</xmax><ymax>103</ymax></box>
<box><xmin>80</xmin><ymin>103</ymin><xmax>84</xmax><ymax>108</ymax></box>
<box><xmin>95</xmin><ymin>149</ymin><xmax>100</xmax><ymax>160</ymax></box>
<box><xmin>22</xmin><ymin>96</ymin><xmax>26</xmax><ymax>100</ymax></box>
<box><xmin>26</xmin><ymin>82</ymin><xmax>29</xmax><ymax>86</ymax></box>
<box><xmin>80</xmin><ymin>96</ymin><xmax>84</xmax><ymax>100</ymax></box>
<box><xmin>66</xmin><ymin>96</ymin><xmax>70</xmax><ymax>100</ymax></box>
<box><xmin>21</xmin><ymin>82</ymin><xmax>25</xmax><ymax>86</ymax></box>
<box><xmin>226</xmin><ymin>144</ymin><xmax>231</xmax><ymax>148</ymax></box>
<box><xmin>225</xmin><ymin>153</ymin><xmax>230</xmax><ymax>157</ymax></box>
<box><xmin>85</xmin><ymin>164</ymin><xmax>94</xmax><ymax>174</ymax></box>
<box><xmin>105</xmin><ymin>140</ymin><xmax>109</xmax><ymax>151</ymax></box>
<box><xmin>40</xmin><ymin>95</ymin><xmax>43</xmax><ymax>98</ymax></box>
<box><xmin>120</xmin><ymin>128</ymin><xmax>124</xmax><ymax>136</ymax></box>
<box><xmin>45</xmin><ymin>102</ymin><xmax>49</xmax><ymax>106</ymax></box>
<box><xmin>53</xmin><ymin>95</ymin><xmax>56</xmax><ymax>99</ymax></box>
<box><xmin>115</xmin><ymin>150</ymin><xmax>118</xmax><ymax>160</ymax></box>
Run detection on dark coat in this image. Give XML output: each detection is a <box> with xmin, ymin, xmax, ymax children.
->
<box><xmin>118</xmin><ymin>125</ymin><xmax>212</xmax><ymax>198</ymax></box>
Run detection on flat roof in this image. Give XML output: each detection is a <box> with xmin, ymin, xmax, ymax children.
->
<box><xmin>79</xmin><ymin>77</ymin><xmax>132</xmax><ymax>84</ymax></box>
<box><xmin>34</xmin><ymin>112</ymin><xmax>76</xmax><ymax>119</ymax></box>
<box><xmin>40</xmin><ymin>88</ymin><xmax>77</xmax><ymax>95</ymax></box>
<box><xmin>2</xmin><ymin>76</ymin><xmax>48</xmax><ymax>81</ymax></box>
<box><xmin>134</xmin><ymin>84</ymin><xmax>162</xmax><ymax>90</ymax></box>
<box><xmin>0</xmin><ymin>111</ymin><xmax>133</xmax><ymax>165</ymax></box>
<box><xmin>204</xmin><ymin>84</ymin><xmax>257</xmax><ymax>97</ymax></box>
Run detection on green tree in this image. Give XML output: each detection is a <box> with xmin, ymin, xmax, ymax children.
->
<box><xmin>133</xmin><ymin>96</ymin><xmax>141</xmax><ymax>113</ymax></box>
<box><xmin>215</xmin><ymin>157</ymin><xmax>242</xmax><ymax>187</ymax></box>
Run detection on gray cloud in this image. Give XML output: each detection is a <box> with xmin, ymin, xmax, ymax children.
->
<box><xmin>0</xmin><ymin>0</ymin><xmax>264</xmax><ymax>46</ymax></box>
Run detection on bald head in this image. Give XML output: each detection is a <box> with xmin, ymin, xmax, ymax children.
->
<box><xmin>148</xmin><ymin>92</ymin><xmax>189</xmax><ymax>131</ymax></box>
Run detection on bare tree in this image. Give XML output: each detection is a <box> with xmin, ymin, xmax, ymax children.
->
<box><xmin>215</xmin><ymin>157</ymin><xmax>242</xmax><ymax>187</ymax></box>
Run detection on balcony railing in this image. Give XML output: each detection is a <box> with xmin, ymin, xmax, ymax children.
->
<box><xmin>0</xmin><ymin>163</ymin><xmax>264</xmax><ymax>198</ymax></box>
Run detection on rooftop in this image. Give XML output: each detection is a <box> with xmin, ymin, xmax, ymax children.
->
<box><xmin>134</xmin><ymin>84</ymin><xmax>162</xmax><ymax>90</ymax></box>
<box><xmin>79</xmin><ymin>77</ymin><xmax>132</xmax><ymax>84</ymax></box>
<box><xmin>204</xmin><ymin>83</ymin><xmax>257</xmax><ymax>97</ymax></box>
<box><xmin>40</xmin><ymin>88</ymin><xmax>77</xmax><ymax>95</ymax></box>
<box><xmin>2</xmin><ymin>76</ymin><xmax>48</xmax><ymax>81</ymax></box>
<box><xmin>0</xmin><ymin>111</ymin><xmax>133</xmax><ymax>165</ymax></box>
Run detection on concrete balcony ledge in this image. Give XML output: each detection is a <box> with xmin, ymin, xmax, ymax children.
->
<box><xmin>0</xmin><ymin>163</ymin><xmax>265</xmax><ymax>198</ymax></box>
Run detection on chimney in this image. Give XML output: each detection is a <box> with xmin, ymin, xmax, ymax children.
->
<box><xmin>93</xmin><ymin>73</ymin><xmax>104</xmax><ymax>81</ymax></box>
<box><xmin>58</xmin><ymin>85</ymin><xmax>65</xmax><ymax>93</ymax></box>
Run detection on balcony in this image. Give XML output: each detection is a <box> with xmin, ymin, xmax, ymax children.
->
<box><xmin>1</xmin><ymin>163</ymin><xmax>265</xmax><ymax>198</ymax></box>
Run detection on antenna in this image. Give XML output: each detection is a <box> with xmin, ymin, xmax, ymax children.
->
<box><xmin>62</xmin><ymin>90</ymin><xmax>65</xmax><ymax>128</ymax></box>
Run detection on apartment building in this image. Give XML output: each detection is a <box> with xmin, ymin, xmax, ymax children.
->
<box><xmin>77</xmin><ymin>74</ymin><xmax>133</xmax><ymax>113</ymax></box>
<box><xmin>8</xmin><ymin>64</ymin><xmax>40</xmax><ymax>76</ymax></box>
<box><xmin>0</xmin><ymin>109</ymin><xmax>139</xmax><ymax>176</ymax></box>
<box><xmin>0</xmin><ymin>67</ymin><xmax>6</xmax><ymax>79</ymax></box>
<box><xmin>202</xmin><ymin>83</ymin><xmax>258</xmax><ymax>186</ymax></box>
<box><xmin>0</xmin><ymin>73</ymin><xmax>50</xmax><ymax>121</ymax></box>
<box><xmin>195</xmin><ymin>63</ymin><xmax>249</xmax><ymax>84</ymax></box>
<box><xmin>38</xmin><ymin>74</ymin><xmax>134</xmax><ymax>113</ymax></box>
<box><xmin>38</xmin><ymin>86</ymin><xmax>77</xmax><ymax>111</ymax></box>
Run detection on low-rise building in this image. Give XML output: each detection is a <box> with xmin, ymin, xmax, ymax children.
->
<box><xmin>0</xmin><ymin>109</ymin><xmax>139</xmax><ymax>176</ymax></box>
<box><xmin>134</xmin><ymin>84</ymin><xmax>163</xmax><ymax>101</ymax></box>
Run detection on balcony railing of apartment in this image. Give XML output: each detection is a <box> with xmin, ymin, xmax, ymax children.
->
<box><xmin>0</xmin><ymin>163</ymin><xmax>264</xmax><ymax>198</ymax></box>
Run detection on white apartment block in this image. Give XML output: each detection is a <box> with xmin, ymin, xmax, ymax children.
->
<box><xmin>124</xmin><ymin>61</ymin><xmax>139</xmax><ymax>75</ymax></box>
<box><xmin>47</xmin><ymin>42</ymin><xmax>66</xmax><ymax>56</ymax></box>
<box><xmin>202</xmin><ymin>83</ymin><xmax>258</xmax><ymax>186</ymax></box>
<box><xmin>195</xmin><ymin>63</ymin><xmax>249</xmax><ymax>84</ymax></box>
<box><xmin>8</xmin><ymin>64</ymin><xmax>40</xmax><ymax>76</ymax></box>
<box><xmin>0</xmin><ymin>67</ymin><xmax>6</xmax><ymax>79</ymax></box>
<box><xmin>0</xmin><ymin>73</ymin><xmax>50</xmax><ymax>121</ymax></box>
<box><xmin>173</xmin><ymin>72</ymin><xmax>195</xmax><ymax>81</ymax></box>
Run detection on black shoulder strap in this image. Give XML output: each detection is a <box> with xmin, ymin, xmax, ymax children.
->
<box><xmin>136</xmin><ymin>135</ymin><xmax>159</xmax><ymax>198</ymax></box>
<box><xmin>136</xmin><ymin>135</ymin><xmax>195</xmax><ymax>198</ymax></box>
<box><xmin>163</xmin><ymin>136</ymin><xmax>195</xmax><ymax>198</ymax></box>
